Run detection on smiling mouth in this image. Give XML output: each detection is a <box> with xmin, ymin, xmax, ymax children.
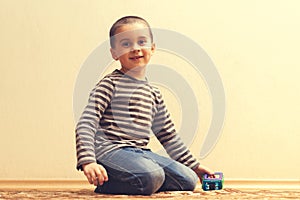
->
<box><xmin>129</xmin><ymin>56</ymin><xmax>144</xmax><ymax>60</ymax></box>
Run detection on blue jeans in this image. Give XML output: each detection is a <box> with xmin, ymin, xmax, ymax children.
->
<box><xmin>95</xmin><ymin>147</ymin><xmax>198</xmax><ymax>195</ymax></box>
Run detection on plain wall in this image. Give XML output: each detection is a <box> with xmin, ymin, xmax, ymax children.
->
<box><xmin>0</xmin><ymin>0</ymin><xmax>299</xmax><ymax>181</ymax></box>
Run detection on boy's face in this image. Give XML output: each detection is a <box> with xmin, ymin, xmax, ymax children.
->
<box><xmin>110</xmin><ymin>23</ymin><xmax>155</xmax><ymax>72</ymax></box>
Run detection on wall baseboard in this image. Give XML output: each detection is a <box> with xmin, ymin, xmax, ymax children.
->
<box><xmin>0</xmin><ymin>180</ymin><xmax>93</xmax><ymax>191</ymax></box>
<box><xmin>0</xmin><ymin>179</ymin><xmax>299</xmax><ymax>191</ymax></box>
<box><xmin>224</xmin><ymin>179</ymin><xmax>300</xmax><ymax>190</ymax></box>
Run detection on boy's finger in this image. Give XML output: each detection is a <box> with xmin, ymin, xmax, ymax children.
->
<box><xmin>99</xmin><ymin>165</ymin><xmax>108</xmax><ymax>181</ymax></box>
<box><xmin>94</xmin><ymin>171</ymin><xmax>104</xmax><ymax>185</ymax></box>
<box><xmin>86</xmin><ymin>174</ymin><xmax>93</xmax><ymax>184</ymax></box>
<box><xmin>89</xmin><ymin>171</ymin><xmax>97</xmax><ymax>185</ymax></box>
<box><xmin>93</xmin><ymin>176</ymin><xmax>99</xmax><ymax>186</ymax></box>
<box><xmin>209</xmin><ymin>174</ymin><xmax>216</xmax><ymax>178</ymax></box>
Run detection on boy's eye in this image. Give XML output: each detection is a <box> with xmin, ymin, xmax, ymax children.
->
<box><xmin>121</xmin><ymin>41</ymin><xmax>131</xmax><ymax>48</ymax></box>
<box><xmin>138</xmin><ymin>40</ymin><xmax>147</xmax><ymax>46</ymax></box>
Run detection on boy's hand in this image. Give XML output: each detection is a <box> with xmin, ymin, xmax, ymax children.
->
<box><xmin>193</xmin><ymin>164</ymin><xmax>215</xmax><ymax>183</ymax></box>
<box><xmin>82</xmin><ymin>162</ymin><xmax>108</xmax><ymax>186</ymax></box>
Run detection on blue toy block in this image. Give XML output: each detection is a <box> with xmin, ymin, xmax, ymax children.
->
<box><xmin>202</xmin><ymin>172</ymin><xmax>224</xmax><ymax>191</ymax></box>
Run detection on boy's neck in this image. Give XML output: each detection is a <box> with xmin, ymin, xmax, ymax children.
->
<box><xmin>120</xmin><ymin>66</ymin><xmax>146</xmax><ymax>81</ymax></box>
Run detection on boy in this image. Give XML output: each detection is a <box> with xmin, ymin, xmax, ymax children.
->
<box><xmin>76</xmin><ymin>16</ymin><xmax>214</xmax><ymax>195</ymax></box>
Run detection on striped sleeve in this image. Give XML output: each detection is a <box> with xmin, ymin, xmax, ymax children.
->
<box><xmin>151</xmin><ymin>90</ymin><xmax>200</xmax><ymax>169</ymax></box>
<box><xmin>75</xmin><ymin>77</ymin><xmax>114</xmax><ymax>170</ymax></box>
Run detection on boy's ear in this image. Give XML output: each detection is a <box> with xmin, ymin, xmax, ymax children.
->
<box><xmin>150</xmin><ymin>43</ymin><xmax>156</xmax><ymax>55</ymax></box>
<box><xmin>110</xmin><ymin>48</ymin><xmax>119</xmax><ymax>60</ymax></box>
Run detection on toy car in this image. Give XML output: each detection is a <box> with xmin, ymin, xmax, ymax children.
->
<box><xmin>202</xmin><ymin>172</ymin><xmax>224</xmax><ymax>191</ymax></box>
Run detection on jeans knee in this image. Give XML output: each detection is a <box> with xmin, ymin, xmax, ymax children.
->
<box><xmin>139</xmin><ymin>168</ymin><xmax>165</xmax><ymax>195</ymax></box>
<box><xmin>182</xmin><ymin>172</ymin><xmax>198</xmax><ymax>191</ymax></box>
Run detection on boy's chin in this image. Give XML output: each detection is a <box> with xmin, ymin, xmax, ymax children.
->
<box><xmin>121</xmin><ymin>65</ymin><xmax>147</xmax><ymax>73</ymax></box>
<box><xmin>131</xmin><ymin>65</ymin><xmax>147</xmax><ymax>70</ymax></box>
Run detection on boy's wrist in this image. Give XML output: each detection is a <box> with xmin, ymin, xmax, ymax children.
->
<box><xmin>82</xmin><ymin>162</ymin><xmax>96</xmax><ymax>168</ymax></box>
<box><xmin>78</xmin><ymin>160</ymin><xmax>97</xmax><ymax>171</ymax></box>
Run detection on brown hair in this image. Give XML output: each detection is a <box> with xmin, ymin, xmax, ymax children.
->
<box><xmin>109</xmin><ymin>16</ymin><xmax>153</xmax><ymax>48</ymax></box>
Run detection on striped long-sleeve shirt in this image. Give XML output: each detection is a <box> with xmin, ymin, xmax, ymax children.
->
<box><xmin>76</xmin><ymin>69</ymin><xmax>200</xmax><ymax>170</ymax></box>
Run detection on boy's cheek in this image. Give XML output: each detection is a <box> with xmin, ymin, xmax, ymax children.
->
<box><xmin>115</xmin><ymin>49</ymin><xmax>131</xmax><ymax>57</ymax></box>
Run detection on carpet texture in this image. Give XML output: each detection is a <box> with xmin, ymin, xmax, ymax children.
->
<box><xmin>1</xmin><ymin>186</ymin><xmax>299</xmax><ymax>199</ymax></box>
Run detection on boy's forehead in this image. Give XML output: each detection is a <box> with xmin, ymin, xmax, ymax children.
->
<box><xmin>114</xmin><ymin>24</ymin><xmax>151</xmax><ymax>40</ymax></box>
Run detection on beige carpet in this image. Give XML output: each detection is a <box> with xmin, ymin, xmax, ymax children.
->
<box><xmin>1</xmin><ymin>185</ymin><xmax>300</xmax><ymax>200</ymax></box>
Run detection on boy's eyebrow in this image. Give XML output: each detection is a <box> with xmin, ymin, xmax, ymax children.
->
<box><xmin>119</xmin><ymin>36</ymin><xmax>148</xmax><ymax>40</ymax></box>
<box><xmin>119</xmin><ymin>38</ymin><xmax>130</xmax><ymax>43</ymax></box>
<box><xmin>138</xmin><ymin>36</ymin><xmax>148</xmax><ymax>40</ymax></box>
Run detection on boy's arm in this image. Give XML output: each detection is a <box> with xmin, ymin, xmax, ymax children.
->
<box><xmin>151</xmin><ymin>90</ymin><xmax>215</xmax><ymax>181</ymax></box>
<box><xmin>151</xmin><ymin>91</ymin><xmax>200</xmax><ymax>169</ymax></box>
<box><xmin>75</xmin><ymin>77</ymin><xmax>114</xmax><ymax>170</ymax></box>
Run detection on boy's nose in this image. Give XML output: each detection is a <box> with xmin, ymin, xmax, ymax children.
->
<box><xmin>131</xmin><ymin>43</ymin><xmax>141</xmax><ymax>51</ymax></box>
